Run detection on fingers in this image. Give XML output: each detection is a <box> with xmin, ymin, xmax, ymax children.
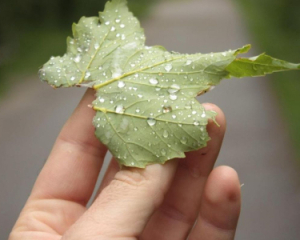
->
<box><xmin>140</xmin><ymin>103</ymin><xmax>226</xmax><ymax>240</ymax></box>
<box><xmin>31</xmin><ymin>89</ymin><xmax>107</xmax><ymax>205</ymax></box>
<box><xmin>188</xmin><ymin>166</ymin><xmax>241</xmax><ymax>240</ymax></box>
<box><xmin>62</xmin><ymin>161</ymin><xmax>178</xmax><ymax>239</ymax></box>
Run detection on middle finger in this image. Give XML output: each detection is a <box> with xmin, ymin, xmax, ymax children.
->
<box><xmin>140</xmin><ymin>103</ymin><xmax>226</xmax><ymax>240</ymax></box>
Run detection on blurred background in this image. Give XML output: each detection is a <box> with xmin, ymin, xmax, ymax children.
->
<box><xmin>1</xmin><ymin>0</ymin><xmax>300</xmax><ymax>239</ymax></box>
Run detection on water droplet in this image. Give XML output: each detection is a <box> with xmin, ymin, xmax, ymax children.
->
<box><xmin>70</xmin><ymin>76</ymin><xmax>76</xmax><ymax>81</ymax></box>
<box><xmin>192</xmin><ymin>111</ymin><xmax>197</xmax><ymax>115</ymax></box>
<box><xmin>163</xmin><ymin>130</ymin><xmax>169</xmax><ymax>138</ymax></box>
<box><xmin>222</xmin><ymin>52</ymin><xmax>227</xmax><ymax>57</ymax></box>
<box><xmin>105</xmin><ymin>21</ymin><xmax>110</xmax><ymax>25</ymax></box>
<box><xmin>134</xmin><ymin>127</ymin><xmax>138</xmax><ymax>131</ymax></box>
<box><xmin>118</xmin><ymin>81</ymin><xmax>125</xmax><ymax>88</ymax></box>
<box><xmin>147</xmin><ymin>118</ymin><xmax>156</xmax><ymax>126</ymax></box>
<box><xmin>94</xmin><ymin>43</ymin><xmax>100</xmax><ymax>50</ymax></box>
<box><xmin>77</xmin><ymin>47</ymin><xmax>83</xmax><ymax>52</ymax></box>
<box><xmin>201</xmin><ymin>112</ymin><xmax>206</xmax><ymax>118</ymax></box>
<box><xmin>172</xmin><ymin>114</ymin><xmax>177</xmax><ymax>119</ymax></box>
<box><xmin>115</xmin><ymin>18</ymin><xmax>121</xmax><ymax>23</ymax></box>
<box><xmin>120</xmin><ymin>24</ymin><xmax>125</xmax><ymax>28</ymax></box>
<box><xmin>115</xmin><ymin>105</ymin><xmax>125</xmax><ymax>114</ymax></box>
<box><xmin>85</xmin><ymin>71</ymin><xmax>91</xmax><ymax>79</ymax></box>
<box><xmin>99</xmin><ymin>98</ymin><xmax>105</xmax><ymax>103</ymax></box>
<box><xmin>135</xmin><ymin>108</ymin><xmax>140</xmax><ymax>113</ymax></box>
<box><xmin>164</xmin><ymin>64</ymin><xmax>173</xmax><ymax>72</ymax></box>
<box><xmin>184</xmin><ymin>104</ymin><xmax>192</xmax><ymax>109</ymax></box>
<box><xmin>74</xmin><ymin>55</ymin><xmax>81</xmax><ymax>63</ymax></box>
<box><xmin>169</xmin><ymin>94</ymin><xmax>178</xmax><ymax>100</ymax></box>
<box><xmin>181</xmin><ymin>137</ymin><xmax>187</xmax><ymax>144</ymax></box>
<box><xmin>121</xmin><ymin>34</ymin><xmax>126</xmax><ymax>40</ymax></box>
<box><xmin>111</xmin><ymin>26</ymin><xmax>116</xmax><ymax>31</ymax></box>
<box><xmin>168</xmin><ymin>84</ymin><xmax>180</xmax><ymax>93</ymax></box>
<box><xmin>193</xmin><ymin>121</ymin><xmax>200</xmax><ymax>126</ymax></box>
<box><xmin>138</xmin><ymin>94</ymin><xmax>143</xmax><ymax>98</ymax></box>
<box><xmin>163</xmin><ymin>106</ymin><xmax>172</xmax><ymax>113</ymax></box>
<box><xmin>186</xmin><ymin>59</ymin><xmax>192</xmax><ymax>65</ymax></box>
<box><xmin>149</xmin><ymin>78</ymin><xmax>158</xmax><ymax>85</ymax></box>
<box><xmin>161</xmin><ymin>149</ymin><xmax>167</xmax><ymax>156</ymax></box>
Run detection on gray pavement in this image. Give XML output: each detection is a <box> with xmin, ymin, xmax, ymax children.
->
<box><xmin>1</xmin><ymin>0</ymin><xmax>300</xmax><ymax>239</ymax></box>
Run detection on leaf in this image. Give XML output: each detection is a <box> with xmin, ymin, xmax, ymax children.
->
<box><xmin>39</xmin><ymin>0</ymin><xmax>300</xmax><ymax>168</ymax></box>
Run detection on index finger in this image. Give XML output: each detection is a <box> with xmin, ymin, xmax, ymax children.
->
<box><xmin>30</xmin><ymin>89</ymin><xmax>107</xmax><ymax>206</ymax></box>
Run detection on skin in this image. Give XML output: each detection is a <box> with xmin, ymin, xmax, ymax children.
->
<box><xmin>9</xmin><ymin>89</ymin><xmax>241</xmax><ymax>240</ymax></box>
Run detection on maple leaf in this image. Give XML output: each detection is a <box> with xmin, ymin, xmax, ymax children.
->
<box><xmin>39</xmin><ymin>0</ymin><xmax>300</xmax><ymax>168</ymax></box>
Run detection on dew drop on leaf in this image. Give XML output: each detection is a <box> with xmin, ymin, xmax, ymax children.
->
<box><xmin>165</xmin><ymin>64</ymin><xmax>173</xmax><ymax>72</ymax></box>
<box><xmin>161</xmin><ymin>149</ymin><xmax>167</xmax><ymax>156</ymax></box>
<box><xmin>163</xmin><ymin>130</ymin><xmax>169</xmax><ymax>138</ymax></box>
<box><xmin>194</xmin><ymin>121</ymin><xmax>200</xmax><ymax>126</ymax></box>
<box><xmin>115</xmin><ymin>104</ymin><xmax>125</xmax><ymax>114</ymax></box>
<box><xmin>181</xmin><ymin>137</ymin><xmax>187</xmax><ymax>144</ymax></box>
<box><xmin>149</xmin><ymin>78</ymin><xmax>158</xmax><ymax>85</ymax></box>
<box><xmin>169</xmin><ymin>94</ymin><xmax>178</xmax><ymax>100</ymax></box>
<box><xmin>74</xmin><ymin>55</ymin><xmax>81</xmax><ymax>63</ymax></box>
<box><xmin>118</xmin><ymin>81</ymin><xmax>126</xmax><ymax>88</ymax></box>
<box><xmin>147</xmin><ymin>118</ymin><xmax>156</xmax><ymax>126</ymax></box>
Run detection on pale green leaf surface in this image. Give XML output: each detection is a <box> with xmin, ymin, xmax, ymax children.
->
<box><xmin>39</xmin><ymin>0</ymin><xmax>300</xmax><ymax>168</ymax></box>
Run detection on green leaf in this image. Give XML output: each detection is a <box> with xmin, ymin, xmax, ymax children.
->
<box><xmin>226</xmin><ymin>53</ymin><xmax>300</xmax><ymax>78</ymax></box>
<box><xmin>39</xmin><ymin>0</ymin><xmax>300</xmax><ymax>168</ymax></box>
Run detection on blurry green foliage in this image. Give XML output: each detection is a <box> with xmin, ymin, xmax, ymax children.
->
<box><xmin>0</xmin><ymin>0</ymin><xmax>156</xmax><ymax>94</ymax></box>
<box><xmin>235</xmin><ymin>0</ymin><xmax>300</xmax><ymax>159</ymax></box>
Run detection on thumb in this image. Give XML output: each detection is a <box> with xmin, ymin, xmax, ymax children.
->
<box><xmin>62</xmin><ymin>160</ymin><xmax>178</xmax><ymax>239</ymax></box>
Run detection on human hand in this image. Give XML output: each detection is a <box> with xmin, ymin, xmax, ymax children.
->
<box><xmin>9</xmin><ymin>89</ymin><xmax>241</xmax><ymax>240</ymax></box>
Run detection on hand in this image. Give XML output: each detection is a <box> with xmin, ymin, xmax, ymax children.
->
<box><xmin>9</xmin><ymin>89</ymin><xmax>241</xmax><ymax>240</ymax></box>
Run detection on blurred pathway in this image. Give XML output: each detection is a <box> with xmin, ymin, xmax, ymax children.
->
<box><xmin>1</xmin><ymin>0</ymin><xmax>300</xmax><ymax>239</ymax></box>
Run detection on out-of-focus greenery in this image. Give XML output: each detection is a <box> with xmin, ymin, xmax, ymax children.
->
<box><xmin>0</xmin><ymin>0</ymin><xmax>156</xmax><ymax>96</ymax></box>
<box><xmin>234</xmin><ymin>0</ymin><xmax>300</xmax><ymax>159</ymax></box>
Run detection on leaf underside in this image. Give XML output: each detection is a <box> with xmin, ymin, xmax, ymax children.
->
<box><xmin>39</xmin><ymin>0</ymin><xmax>300</xmax><ymax>168</ymax></box>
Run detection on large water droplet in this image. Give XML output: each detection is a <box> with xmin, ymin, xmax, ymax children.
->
<box><xmin>149</xmin><ymin>78</ymin><xmax>158</xmax><ymax>85</ymax></box>
<box><xmin>164</xmin><ymin>64</ymin><xmax>173</xmax><ymax>72</ymax></box>
<box><xmin>163</xmin><ymin>106</ymin><xmax>172</xmax><ymax>113</ymax></box>
<box><xmin>147</xmin><ymin>118</ymin><xmax>156</xmax><ymax>126</ymax></box>
<box><xmin>181</xmin><ymin>137</ymin><xmax>187</xmax><ymax>144</ymax></box>
<box><xmin>193</xmin><ymin>121</ymin><xmax>200</xmax><ymax>126</ymax></box>
<box><xmin>115</xmin><ymin>105</ymin><xmax>125</xmax><ymax>114</ymax></box>
<box><xmin>94</xmin><ymin>43</ymin><xmax>100</xmax><ymax>50</ymax></box>
<box><xmin>184</xmin><ymin>104</ymin><xmax>192</xmax><ymax>109</ymax></box>
<box><xmin>74</xmin><ymin>55</ymin><xmax>81</xmax><ymax>63</ymax></box>
<box><xmin>168</xmin><ymin>84</ymin><xmax>180</xmax><ymax>94</ymax></box>
<box><xmin>169</xmin><ymin>94</ymin><xmax>178</xmax><ymax>100</ymax></box>
<box><xmin>118</xmin><ymin>81</ymin><xmax>125</xmax><ymax>88</ymax></box>
<box><xmin>85</xmin><ymin>71</ymin><xmax>91</xmax><ymax>79</ymax></box>
<box><xmin>163</xmin><ymin>130</ymin><xmax>169</xmax><ymax>138</ymax></box>
<box><xmin>186</xmin><ymin>59</ymin><xmax>192</xmax><ymax>65</ymax></box>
